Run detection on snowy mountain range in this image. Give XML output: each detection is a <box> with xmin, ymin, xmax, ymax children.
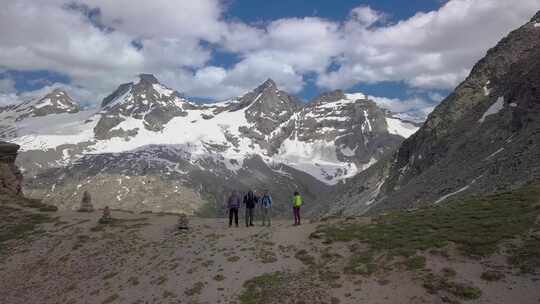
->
<box><xmin>0</xmin><ymin>74</ymin><xmax>418</xmax><ymax>215</ymax></box>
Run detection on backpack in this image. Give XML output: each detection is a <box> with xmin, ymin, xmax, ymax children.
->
<box><xmin>261</xmin><ymin>195</ymin><xmax>271</xmax><ymax>208</ymax></box>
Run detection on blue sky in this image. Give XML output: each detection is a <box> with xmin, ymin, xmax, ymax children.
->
<box><xmin>227</xmin><ymin>0</ymin><xmax>443</xmax><ymax>23</ymax></box>
<box><xmin>0</xmin><ymin>0</ymin><xmax>538</xmax><ymax>117</ymax></box>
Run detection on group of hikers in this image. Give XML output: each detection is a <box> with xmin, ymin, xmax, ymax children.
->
<box><xmin>226</xmin><ymin>189</ymin><xmax>303</xmax><ymax>227</ymax></box>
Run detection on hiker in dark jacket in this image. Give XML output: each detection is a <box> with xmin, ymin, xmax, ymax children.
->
<box><xmin>227</xmin><ymin>190</ymin><xmax>241</xmax><ymax>227</ymax></box>
<box><xmin>243</xmin><ymin>190</ymin><xmax>258</xmax><ymax>227</ymax></box>
<box><xmin>260</xmin><ymin>190</ymin><xmax>273</xmax><ymax>227</ymax></box>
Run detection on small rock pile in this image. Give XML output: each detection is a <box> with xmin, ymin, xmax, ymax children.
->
<box><xmin>78</xmin><ymin>191</ymin><xmax>94</xmax><ymax>212</ymax></box>
<box><xmin>99</xmin><ymin>206</ymin><xmax>113</xmax><ymax>224</ymax></box>
<box><xmin>178</xmin><ymin>213</ymin><xmax>189</xmax><ymax>230</ymax></box>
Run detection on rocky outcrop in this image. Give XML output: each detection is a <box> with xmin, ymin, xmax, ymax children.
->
<box><xmin>0</xmin><ymin>141</ymin><xmax>22</xmax><ymax>195</ymax></box>
<box><xmin>236</xmin><ymin>78</ymin><xmax>303</xmax><ymax>149</ymax></box>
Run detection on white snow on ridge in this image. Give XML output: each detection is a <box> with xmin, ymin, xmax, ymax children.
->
<box><xmin>434</xmin><ymin>176</ymin><xmax>482</xmax><ymax>205</ymax></box>
<box><xmin>479</xmin><ymin>96</ymin><xmax>504</xmax><ymax>123</ymax></box>
<box><xmin>274</xmin><ymin>138</ymin><xmax>357</xmax><ymax>184</ymax></box>
<box><xmin>483</xmin><ymin>80</ymin><xmax>491</xmax><ymax>96</ymax></box>
<box><xmin>152</xmin><ymin>84</ymin><xmax>174</xmax><ymax>97</ymax></box>
<box><xmin>103</xmin><ymin>89</ymin><xmax>132</xmax><ymax>110</ymax></box>
<box><xmin>340</xmin><ymin>145</ymin><xmax>357</xmax><ymax>157</ymax></box>
<box><xmin>34</xmin><ymin>98</ymin><xmax>53</xmax><ymax>109</ymax></box>
<box><xmin>485</xmin><ymin>147</ymin><xmax>504</xmax><ymax>160</ymax></box>
<box><xmin>534</xmin><ymin>22</ymin><xmax>540</xmax><ymax>28</ymax></box>
<box><xmin>345</xmin><ymin>92</ymin><xmax>366</xmax><ymax>101</ymax></box>
<box><xmin>385</xmin><ymin>117</ymin><xmax>418</xmax><ymax>138</ymax></box>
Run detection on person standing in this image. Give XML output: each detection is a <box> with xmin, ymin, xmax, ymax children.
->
<box><xmin>292</xmin><ymin>191</ymin><xmax>303</xmax><ymax>225</ymax></box>
<box><xmin>244</xmin><ymin>190</ymin><xmax>257</xmax><ymax>227</ymax></box>
<box><xmin>227</xmin><ymin>190</ymin><xmax>241</xmax><ymax>227</ymax></box>
<box><xmin>260</xmin><ymin>190</ymin><xmax>273</xmax><ymax>226</ymax></box>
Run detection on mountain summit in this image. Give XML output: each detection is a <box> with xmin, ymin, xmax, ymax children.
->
<box><xmin>94</xmin><ymin>74</ymin><xmax>189</xmax><ymax>138</ymax></box>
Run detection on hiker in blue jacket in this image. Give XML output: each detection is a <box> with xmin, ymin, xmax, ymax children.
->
<box><xmin>260</xmin><ymin>189</ymin><xmax>273</xmax><ymax>226</ymax></box>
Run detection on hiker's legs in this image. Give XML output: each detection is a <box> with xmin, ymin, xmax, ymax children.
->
<box><xmin>293</xmin><ymin>207</ymin><xmax>300</xmax><ymax>225</ymax></box>
<box><xmin>245</xmin><ymin>208</ymin><xmax>249</xmax><ymax>227</ymax></box>
<box><xmin>262</xmin><ymin>208</ymin><xmax>267</xmax><ymax>226</ymax></box>
<box><xmin>229</xmin><ymin>208</ymin><xmax>233</xmax><ymax>226</ymax></box>
<box><xmin>249</xmin><ymin>208</ymin><xmax>254</xmax><ymax>226</ymax></box>
<box><xmin>267</xmin><ymin>208</ymin><xmax>271</xmax><ymax>226</ymax></box>
<box><xmin>233</xmin><ymin>208</ymin><xmax>239</xmax><ymax>226</ymax></box>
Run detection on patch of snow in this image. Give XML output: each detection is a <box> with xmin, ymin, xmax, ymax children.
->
<box><xmin>103</xmin><ymin>89</ymin><xmax>132</xmax><ymax>109</ymax></box>
<box><xmin>340</xmin><ymin>146</ymin><xmax>357</xmax><ymax>157</ymax></box>
<box><xmin>345</xmin><ymin>92</ymin><xmax>366</xmax><ymax>101</ymax></box>
<box><xmin>483</xmin><ymin>80</ymin><xmax>491</xmax><ymax>96</ymax></box>
<box><xmin>152</xmin><ymin>84</ymin><xmax>174</xmax><ymax>97</ymax></box>
<box><xmin>434</xmin><ymin>185</ymin><xmax>470</xmax><ymax>205</ymax></box>
<box><xmin>362</xmin><ymin>110</ymin><xmax>372</xmax><ymax>132</ymax></box>
<box><xmin>13</xmin><ymin>110</ymin><xmax>98</xmax><ymax>151</ymax></box>
<box><xmin>273</xmin><ymin>138</ymin><xmax>357</xmax><ymax>185</ymax></box>
<box><xmin>484</xmin><ymin>148</ymin><xmax>504</xmax><ymax>160</ymax></box>
<box><xmin>366</xmin><ymin>178</ymin><xmax>385</xmax><ymax>206</ymax></box>
<box><xmin>385</xmin><ymin>117</ymin><xmax>419</xmax><ymax>138</ymax></box>
<box><xmin>534</xmin><ymin>22</ymin><xmax>540</xmax><ymax>28</ymax></box>
<box><xmin>34</xmin><ymin>99</ymin><xmax>53</xmax><ymax>109</ymax></box>
<box><xmin>358</xmin><ymin>157</ymin><xmax>377</xmax><ymax>172</ymax></box>
<box><xmin>479</xmin><ymin>96</ymin><xmax>504</xmax><ymax>123</ymax></box>
<box><xmin>434</xmin><ymin>176</ymin><xmax>482</xmax><ymax>205</ymax></box>
<box><xmin>56</xmin><ymin>100</ymin><xmax>72</xmax><ymax>110</ymax></box>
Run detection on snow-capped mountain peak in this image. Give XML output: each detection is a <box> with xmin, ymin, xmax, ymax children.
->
<box><xmin>137</xmin><ymin>73</ymin><xmax>160</xmax><ymax>85</ymax></box>
<box><xmin>255</xmin><ymin>78</ymin><xmax>278</xmax><ymax>92</ymax></box>
<box><xmin>29</xmin><ymin>88</ymin><xmax>80</xmax><ymax>116</ymax></box>
<box><xmin>95</xmin><ymin>74</ymin><xmax>190</xmax><ymax>138</ymax></box>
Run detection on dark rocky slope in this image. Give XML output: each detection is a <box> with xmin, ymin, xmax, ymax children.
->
<box><xmin>368</xmin><ymin>11</ymin><xmax>540</xmax><ymax>212</ymax></box>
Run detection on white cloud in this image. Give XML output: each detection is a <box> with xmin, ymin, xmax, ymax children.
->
<box><xmin>0</xmin><ymin>0</ymin><xmax>538</xmax><ymax>107</ymax></box>
<box><xmin>318</xmin><ymin>0</ymin><xmax>540</xmax><ymax>90</ymax></box>
<box><xmin>0</xmin><ymin>77</ymin><xmax>16</xmax><ymax>94</ymax></box>
<box><xmin>368</xmin><ymin>95</ymin><xmax>436</xmax><ymax>122</ymax></box>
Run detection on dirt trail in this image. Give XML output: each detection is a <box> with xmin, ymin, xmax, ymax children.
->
<box><xmin>1</xmin><ymin>209</ymin><xmax>539</xmax><ymax>304</ymax></box>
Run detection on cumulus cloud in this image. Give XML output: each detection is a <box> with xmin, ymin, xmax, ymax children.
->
<box><xmin>0</xmin><ymin>0</ymin><xmax>538</xmax><ymax>114</ymax></box>
<box><xmin>0</xmin><ymin>77</ymin><xmax>16</xmax><ymax>94</ymax></box>
<box><xmin>318</xmin><ymin>0</ymin><xmax>540</xmax><ymax>90</ymax></box>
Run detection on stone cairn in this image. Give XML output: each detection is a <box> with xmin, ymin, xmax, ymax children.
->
<box><xmin>99</xmin><ymin>206</ymin><xmax>113</xmax><ymax>224</ymax></box>
<box><xmin>178</xmin><ymin>213</ymin><xmax>189</xmax><ymax>230</ymax></box>
<box><xmin>78</xmin><ymin>191</ymin><xmax>94</xmax><ymax>212</ymax></box>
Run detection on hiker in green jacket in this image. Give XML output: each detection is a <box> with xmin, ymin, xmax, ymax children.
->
<box><xmin>292</xmin><ymin>191</ymin><xmax>303</xmax><ymax>225</ymax></box>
